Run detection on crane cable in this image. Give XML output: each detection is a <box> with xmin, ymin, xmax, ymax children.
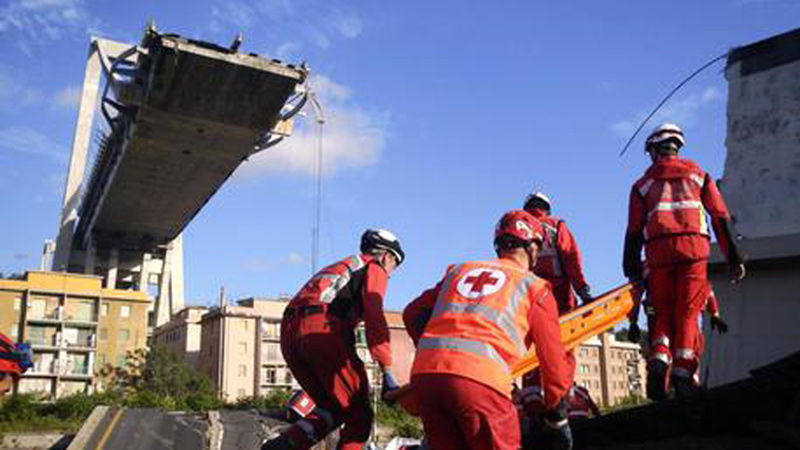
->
<box><xmin>618</xmin><ymin>51</ymin><xmax>730</xmax><ymax>158</ymax></box>
<box><xmin>308</xmin><ymin>91</ymin><xmax>325</xmax><ymax>274</ymax></box>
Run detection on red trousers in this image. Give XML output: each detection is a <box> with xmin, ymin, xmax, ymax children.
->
<box><xmin>413</xmin><ymin>374</ymin><xmax>520</xmax><ymax>450</ymax></box>
<box><xmin>280</xmin><ymin>314</ymin><xmax>372</xmax><ymax>450</ymax></box>
<box><xmin>648</xmin><ymin>259</ymin><xmax>707</xmax><ymax>379</ymax></box>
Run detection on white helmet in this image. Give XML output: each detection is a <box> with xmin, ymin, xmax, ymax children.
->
<box><xmin>523</xmin><ymin>191</ymin><xmax>551</xmax><ymax>211</ymax></box>
<box><xmin>645</xmin><ymin>123</ymin><xmax>685</xmax><ymax>151</ymax></box>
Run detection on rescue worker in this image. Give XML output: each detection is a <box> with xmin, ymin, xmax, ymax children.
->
<box><xmin>521</xmin><ymin>192</ymin><xmax>591</xmax><ymax>407</ymax></box>
<box><xmin>523</xmin><ymin>191</ymin><xmax>593</xmax><ymax>312</ymax></box>
<box><xmin>262</xmin><ymin>229</ymin><xmax>405</xmax><ymax>450</ymax></box>
<box><xmin>623</xmin><ymin>123</ymin><xmax>745</xmax><ymax>400</ymax></box>
<box><xmin>0</xmin><ymin>332</ymin><xmax>32</xmax><ymax>396</ymax></box>
<box><xmin>566</xmin><ymin>383</ymin><xmax>600</xmax><ymax>423</ymax></box>
<box><xmin>403</xmin><ymin>210</ymin><xmax>572</xmax><ymax>450</ymax></box>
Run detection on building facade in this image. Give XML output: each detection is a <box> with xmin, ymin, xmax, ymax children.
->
<box><xmin>189</xmin><ymin>298</ymin><xmax>414</xmax><ymax>402</ymax></box>
<box><xmin>0</xmin><ymin>271</ymin><xmax>150</xmax><ymax>398</ymax></box>
<box><xmin>151</xmin><ymin>306</ymin><xmax>208</xmax><ymax>369</ymax></box>
<box><xmin>573</xmin><ymin>332</ymin><xmax>646</xmax><ymax>407</ymax></box>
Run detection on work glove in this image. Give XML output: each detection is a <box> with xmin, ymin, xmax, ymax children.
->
<box><xmin>543</xmin><ymin>411</ymin><xmax>573</xmax><ymax>450</ymax></box>
<box><xmin>730</xmin><ymin>263</ymin><xmax>746</xmax><ymax>283</ymax></box>
<box><xmin>627</xmin><ymin>323</ymin><xmax>641</xmax><ymax>343</ymax></box>
<box><xmin>381</xmin><ymin>369</ymin><xmax>399</xmax><ymax>404</ymax></box>
<box><xmin>710</xmin><ymin>315</ymin><xmax>728</xmax><ymax>334</ymax></box>
<box><xmin>576</xmin><ymin>285</ymin><xmax>592</xmax><ymax>305</ymax></box>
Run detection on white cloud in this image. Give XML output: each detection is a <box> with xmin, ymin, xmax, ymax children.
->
<box><xmin>283</xmin><ymin>252</ymin><xmax>304</xmax><ymax>265</ymax></box>
<box><xmin>208</xmin><ymin>1</ymin><xmax>363</xmax><ymax>51</ymax></box>
<box><xmin>210</xmin><ymin>1</ymin><xmax>253</xmax><ymax>31</ymax></box>
<box><xmin>238</xmin><ymin>74</ymin><xmax>388</xmax><ymax>178</ymax></box>
<box><xmin>0</xmin><ymin>0</ymin><xmax>99</xmax><ymax>54</ymax></box>
<box><xmin>329</xmin><ymin>9</ymin><xmax>363</xmax><ymax>39</ymax></box>
<box><xmin>52</xmin><ymin>85</ymin><xmax>81</xmax><ymax>110</ymax></box>
<box><xmin>0</xmin><ymin>126</ymin><xmax>67</xmax><ymax>162</ymax></box>
<box><xmin>273</xmin><ymin>41</ymin><xmax>303</xmax><ymax>61</ymax></box>
<box><xmin>610</xmin><ymin>87</ymin><xmax>725</xmax><ymax>138</ymax></box>
<box><xmin>0</xmin><ymin>72</ymin><xmax>43</xmax><ymax>108</ymax></box>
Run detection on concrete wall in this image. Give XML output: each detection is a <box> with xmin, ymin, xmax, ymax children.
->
<box><xmin>722</xmin><ymin>39</ymin><xmax>800</xmax><ymax>239</ymax></box>
<box><xmin>705</xmin><ymin>264</ymin><xmax>800</xmax><ymax>386</ymax></box>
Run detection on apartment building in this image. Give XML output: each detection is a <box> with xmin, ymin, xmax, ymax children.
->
<box><xmin>190</xmin><ymin>297</ymin><xmax>414</xmax><ymax>402</ymax></box>
<box><xmin>573</xmin><ymin>332</ymin><xmax>646</xmax><ymax>407</ymax></box>
<box><xmin>151</xmin><ymin>306</ymin><xmax>208</xmax><ymax>369</ymax></box>
<box><xmin>0</xmin><ymin>271</ymin><xmax>150</xmax><ymax>397</ymax></box>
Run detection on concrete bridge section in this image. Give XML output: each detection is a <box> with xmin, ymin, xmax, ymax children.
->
<box><xmin>50</xmin><ymin>25</ymin><xmax>307</xmax><ymax>327</ymax></box>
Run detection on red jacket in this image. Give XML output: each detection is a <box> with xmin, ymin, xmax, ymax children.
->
<box><xmin>403</xmin><ymin>258</ymin><xmax>570</xmax><ymax>407</ymax></box>
<box><xmin>624</xmin><ymin>155</ymin><xmax>742</xmax><ymax>277</ymax></box>
<box><xmin>529</xmin><ymin>209</ymin><xmax>588</xmax><ymax>292</ymax></box>
<box><xmin>289</xmin><ymin>254</ymin><xmax>393</xmax><ymax>368</ymax></box>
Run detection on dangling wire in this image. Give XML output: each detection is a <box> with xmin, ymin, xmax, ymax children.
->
<box><xmin>308</xmin><ymin>91</ymin><xmax>325</xmax><ymax>274</ymax></box>
<box><xmin>618</xmin><ymin>51</ymin><xmax>730</xmax><ymax>158</ymax></box>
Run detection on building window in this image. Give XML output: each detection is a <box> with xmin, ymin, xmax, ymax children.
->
<box><xmin>238</xmin><ymin>364</ymin><xmax>247</xmax><ymax>377</ymax></box>
<box><xmin>239</xmin><ymin>342</ymin><xmax>248</xmax><ymax>354</ymax></box>
<box><xmin>118</xmin><ymin>329</ymin><xmax>130</xmax><ymax>342</ymax></box>
<box><xmin>264</xmin><ymin>368</ymin><xmax>277</xmax><ymax>385</ymax></box>
<box><xmin>284</xmin><ymin>371</ymin><xmax>293</xmax><ymax>385</ymax></box>
<box><xmin>263</xmin><ymin>344</ymin><xmax>280</xmax><ymax>362</ymax></box>
<box><xmin>101</xmin><ymin>303</ymin><xmax>109</xmax><ymax>317</ymax></box>
<box><xmin>13</xmin><ymin>297</ymin><xmax>21</xmax><ymax>311</ymax></box>
<box><xmin>10</xmin><ymin>324</ymin><xmax>18</xmax><ymax>339</ymax></box>
<box><xmin>120</xmin><ymin>305</ymin><xmax>131</xmax><ymax>318</ymax></box>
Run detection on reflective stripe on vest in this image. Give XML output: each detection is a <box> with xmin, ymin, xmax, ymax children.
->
<box><xmin>318</xmin><ymin>255</ymin><xmax>365</xmax><ymax>303</ymax></box>
<box><xmin>638</xmin><ymin>173</ymin><xmax>709</xmax><ymax>241</ymax></box>
<box><xmin>417</xmin><ymin>336</ymin><xmax>509</xmax><ymax>372</ymax></box>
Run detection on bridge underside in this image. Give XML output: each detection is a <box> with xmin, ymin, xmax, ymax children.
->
<box><xmin>75</xmin><ymin>31</ymin><xmax>306</xmax><ymax>253</ymax></box>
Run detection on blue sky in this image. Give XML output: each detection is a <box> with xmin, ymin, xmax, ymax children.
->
<box><xmin>1</xmin><ymin>0</ymin><xmax>798</xmax><ymax>312</ymax></box>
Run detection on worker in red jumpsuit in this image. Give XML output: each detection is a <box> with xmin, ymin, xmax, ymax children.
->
<box><xmin>262</xmin><ymin>229</ymin><xmax>405</xmax><ymax>450</ymax></box>
<box><xmin>521</xmin><ymin>192</ymin><xmax>591</xmax><ymax>400</ymax></box>
<box><xmin>0</xmin><ymin>332</ymin><xmax>32</xmax><ymax>397</ymax></box>
<box><xmin>566</xmin><ymin>383</ymin><xmax>600</xmax><ymax>422</ymax></box>
<box><xmin>403</xmin><ymin>210</ymin><xmax>573</xmax><ymax>450</ymax></box>
<box><xmin>523</xmin><ymin>191</ymin><xmax>593</xmax><ymax>312</ymax></box>
<box><xmin>623</xmin><ymin>123</ymin><xmax>745</xmax><ymax>400</ymax></box>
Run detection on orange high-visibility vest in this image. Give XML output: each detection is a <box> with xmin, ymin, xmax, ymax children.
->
<box><xmin>633</xmin><ymin>163</ymin><xmax>709</xmax><ymax>242</ymax></box>
<box><xmin>411</xmin><ymin>259</ymin><xmax>550</xmax><ymax>397</ymax></box>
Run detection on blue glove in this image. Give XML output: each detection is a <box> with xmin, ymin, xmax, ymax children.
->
<box><xmin>381</xmin><ymin>369</ymin><xmax>399</xmax><ymax>403</ymax></box>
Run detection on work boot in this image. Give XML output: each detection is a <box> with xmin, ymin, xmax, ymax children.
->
<box><xmin>671</xmin><ymin>375</ymin><xmax>699</xmax><ymax>399</ymax></box>
<box><xmin>646</xmin><ymin>360</ymin><xmax>669</xmax><ymax>401</ymax></box>
<box><xmin>261</xmin><ymin>434</ymin><xmax>293</xmax><ymax>450</ymax></box>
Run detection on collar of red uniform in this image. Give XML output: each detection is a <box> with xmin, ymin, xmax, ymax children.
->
<box><xmin>645</xmin><ymin>155</ymin><xmax>701</xmax><ymax>179</ymax></box>
<box><xmin>527</xmin><ymin>208</ymin><xmax>548</xmax><ymax>220</ymax></box>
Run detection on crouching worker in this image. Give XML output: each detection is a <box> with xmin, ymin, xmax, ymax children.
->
<box><xmin>0</xmin><ymin>332</ymin><xmax>32</xmax><ymax>397</ymax></box>
<box><xmin>263</xmin><ymin>229</ymin><xmax>405</xmax><ymax>450</ymax></box>
<box><xmin>403</xmin><ymin>210</ymin><xmax>573</xmax><ymax>450</ymax></box>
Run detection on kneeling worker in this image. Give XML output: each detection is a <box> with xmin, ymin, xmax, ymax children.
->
<box><xmin>263</xmin><ymin>229</ymin><xmax>405</xmax><ymax>450</ymax></box>
<box><xmin>403</xmin><ymin>210</ymin><xmax>573</xmax><ymax>450</ymax></box>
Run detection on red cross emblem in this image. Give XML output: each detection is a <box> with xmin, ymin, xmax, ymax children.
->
<box><xmin>456</xmin><ymin>268</ymin><xmax>507</xmax><ymax>299</ymax></box>
<box><xmin>464</xmin><ymin>271</ymin><xmax>499</xmax><ymax>293</ymax></box>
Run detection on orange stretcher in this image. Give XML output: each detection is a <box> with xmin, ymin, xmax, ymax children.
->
<box><xmin>386</xmin><ymin>282</ymin><xmax>641</xmax><ymax>415</ymax></box>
